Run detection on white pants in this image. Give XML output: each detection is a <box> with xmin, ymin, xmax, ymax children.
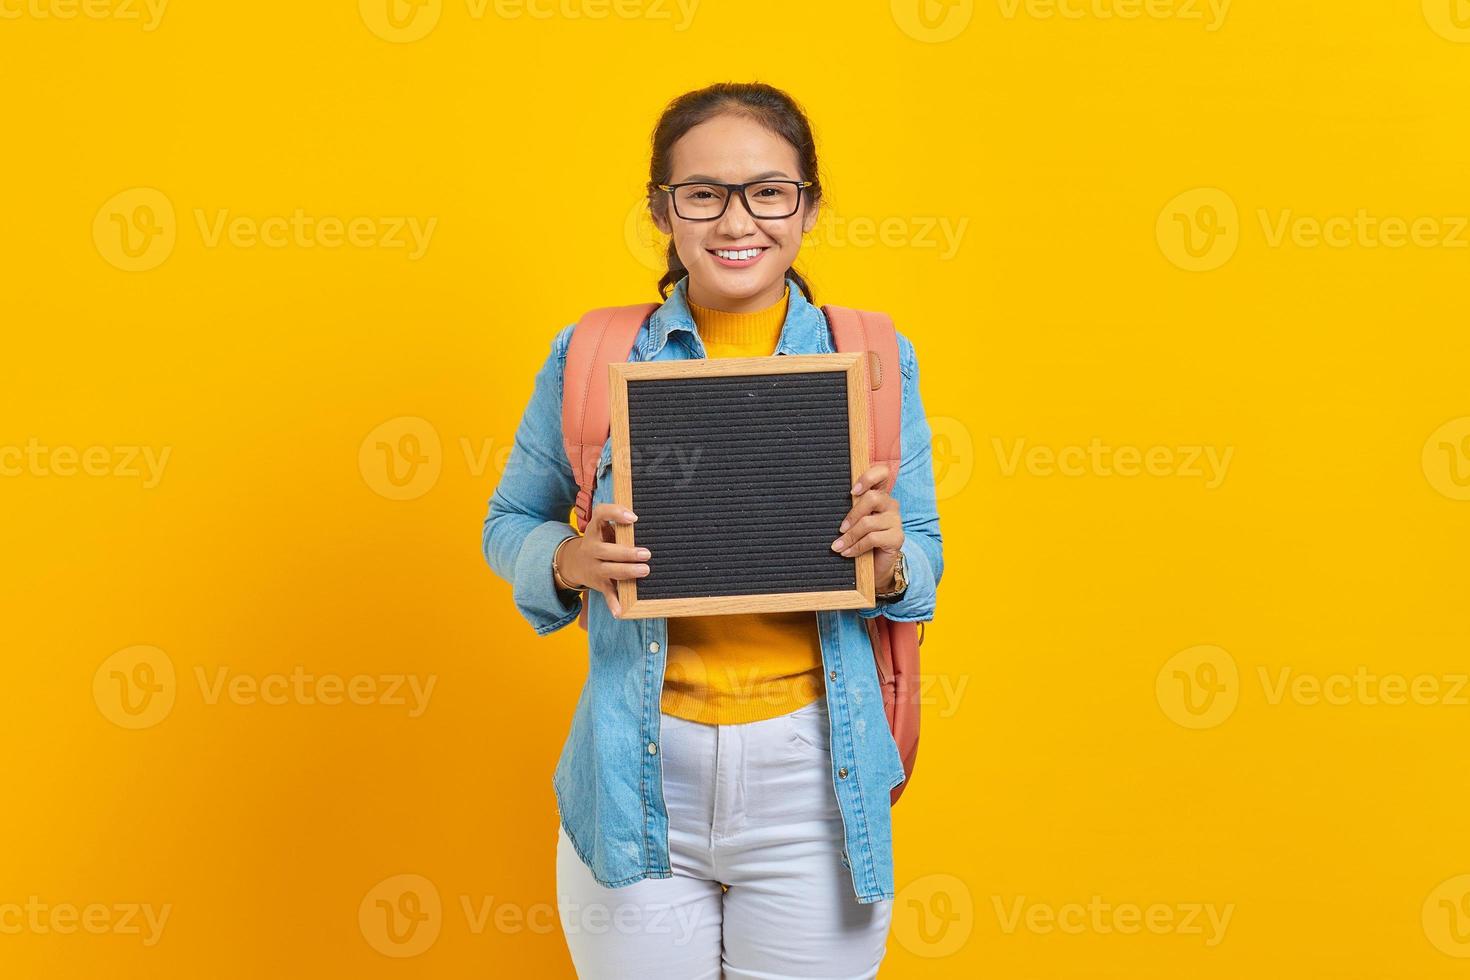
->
<box><xmin>556</xmin><ymin>696</ymin><xmax>894</xmax><ymax>979</ymax></box>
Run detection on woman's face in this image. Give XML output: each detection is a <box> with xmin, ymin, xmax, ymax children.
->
<box><xmin>652</xmin><ymin>113</ymin><xmax>820</xmax><ymax>313</ymax></box>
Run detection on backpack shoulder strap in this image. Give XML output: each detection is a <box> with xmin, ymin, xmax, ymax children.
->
<box><xmin>822</xmin><ymin>305</ymin><xmax>902</xmax><ymax>493</ymax></box>
<box><xmin>562</xmin><ymin>303</ymin><xmax>659</xmax><ymax>531</ymax></box>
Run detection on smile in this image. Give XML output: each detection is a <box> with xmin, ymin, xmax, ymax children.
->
<box><xmin>708</xmin><ymin>246</ymin><xmax>769</xmax><ymax>267</ymax></box>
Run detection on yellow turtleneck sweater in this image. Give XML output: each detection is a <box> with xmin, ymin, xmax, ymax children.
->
<box><xmin>660</xmin><ymin>283</ymin><xmax>826</xmax><ymax>725</ymax></box>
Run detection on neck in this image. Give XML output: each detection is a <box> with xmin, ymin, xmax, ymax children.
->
<box><xmin>686</xmin><ymin>276</ymin><xmax>789</xmax><ymax>314</ymax></box>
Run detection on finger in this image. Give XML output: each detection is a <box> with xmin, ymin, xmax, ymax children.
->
<box><xmin>833</xmin><ymin>513</ymin><xmax>880</xmax><ymax>553</ymax></box>
<box><xmin>597</xmin><ymin>560</ymin><xmax>651</xmax><ymax>580</ymax></box>
<box><xmin>836</xmin><ymin>528</ymin><xmax>903</xmax><ymax>558</ymax></box>
<box><xmin>591</xmin><ymin>504</ymin><xmax>638</xmax><ymax>542</ymax></box>
<box><xmin>832</xmin><ymin>515</ymin><xmax>901</xmax><ymax>556</ymax></box>
<box><xmin>586</xmin><ymin>539</ymin><xmax>652</xmax><ymax>563</ymax></box>
<box><xmin>602</xmin><ymin>583</ymin><xmax>622</xmax><ymax>618</ymax></box>
<box><xmin>850</xmin><ymin>463</ymin><xmax>891</xmax><ymax>497</ymax></box>
<box><xmin>839</xmin><ymin>488</ymin><xmax>897</xmax><ymax>533</ymax></box>
<box><xmin>591</xmin><ymin>504</ymin><xmax>639</xmax><ymax>526</ymax></box>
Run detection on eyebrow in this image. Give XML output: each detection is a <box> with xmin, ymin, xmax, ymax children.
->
<box><xmin>676</xmin><ymin>170</ymin><xmax>793</xmax><ymax>183</ymax></box>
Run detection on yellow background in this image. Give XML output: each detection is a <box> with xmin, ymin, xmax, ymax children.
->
<box><xmin>4</xmin><ymin>0</ymin><xmax>1470</xmax><ymax>976</ymax></box>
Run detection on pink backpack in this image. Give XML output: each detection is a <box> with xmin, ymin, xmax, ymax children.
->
<box><xmin>559</xmin><ymin>301</ymin><xmax>922</xmax><ymax>805</ymax></box>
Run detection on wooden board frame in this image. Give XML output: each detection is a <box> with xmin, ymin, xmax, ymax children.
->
<box><xmin>609</xmin><ymin>353</ymin><xmax>874</xmax><ymax>620</ymax></box>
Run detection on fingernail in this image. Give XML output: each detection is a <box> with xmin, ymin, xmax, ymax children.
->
<box><xmin>626</xmin><ymin>512</ymin><xmax>638</xmax><ymax>522</ymax></box>
<box><xmin>851</xmin><ymin>483</ymin><xmax>862</xmax><ymax>494</ymax></box>
<box><xmin>637</xmin><ymin>548</ymin><xmax>651</xmax><ymax>559</ymax></box>
<box><xmin>831</xmin><ymin>538</ymin><xmax>844</xmax><ymax>551</ymax></box>
<box><xmin>839</xmin><ymin>520</ymin><xmax>849</xmax><ymax>533</ymax></box>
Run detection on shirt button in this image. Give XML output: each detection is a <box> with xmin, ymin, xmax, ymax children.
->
<box><xmin>649</xmin><ymin>641</ymin><xmax>660</xmax><ymax>653</ymax></box>
<box><xmin>838</xmin><ymin>767</ymin><xmax>849</xmax><ymax>779</ymax></box>
<box><xmin>648</xmin><ymin>742</ymin><xmax>658</xmax><ymax>755</ymax></box>
<box><xmin>829</xmin><ymin>670</ymin><xmax>837</xmax><ymax>681</ymax></box>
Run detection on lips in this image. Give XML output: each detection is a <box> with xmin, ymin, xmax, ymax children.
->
<box><xmin>707</xmin><ymin>246</ymin><xmax>769</xmax><ymax>268</ymax></box>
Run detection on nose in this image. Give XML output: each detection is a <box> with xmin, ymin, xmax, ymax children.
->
<box><xmin>714</xmin><ymin>191</ymin><xmax>759</xmax><ymax>239</ymax></box>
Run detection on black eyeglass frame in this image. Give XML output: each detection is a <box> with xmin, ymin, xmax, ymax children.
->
<box><xmin>656</xmin><ymin>179</ymin><xmax>815</xmax><ymax>221</ymax></box>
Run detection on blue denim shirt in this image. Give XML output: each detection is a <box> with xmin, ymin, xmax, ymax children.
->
<box><xmin>482</xmin><ymin>274</ymin><xmax>943</xmax><ymax>904</ymax></box>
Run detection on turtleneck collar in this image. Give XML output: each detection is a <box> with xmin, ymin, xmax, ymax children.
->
<box><xmin>686</xmin><ymin>284</ymin><xmax>791</xmax><ymax>352</ymax></box>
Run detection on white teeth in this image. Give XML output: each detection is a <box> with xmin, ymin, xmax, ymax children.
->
<box><xmin>714</xmin><ymin>248</ymin><xmax>762</xmax><ymax>260</ymax></box>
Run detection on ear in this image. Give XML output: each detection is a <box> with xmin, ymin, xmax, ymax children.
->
<box><xmin>651</xmin><ymin>200</ymin><xmax>672</xmax><ymax>236</ymax></box>
<box><xmin>801</xmin><ymin>199</ymin><xmax>820</xmax><ymax>235</ymax></box>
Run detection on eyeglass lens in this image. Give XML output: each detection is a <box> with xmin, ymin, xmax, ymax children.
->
<box><xmin>671</xmin><ymin>182</ymin><xmax>801</xmax><ymax>219</ymax></box>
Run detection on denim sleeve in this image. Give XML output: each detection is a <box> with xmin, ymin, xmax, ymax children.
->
<box><xmin>859</xmin><ymin>332</ymin><xmax>944</xmax><ymax>623</ymax></box>
<box><xmin>481</xmin><ymin>323</ymin><xmax>586</xmax><ymax>635</ymax></box>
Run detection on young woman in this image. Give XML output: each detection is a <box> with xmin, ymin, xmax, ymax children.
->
<box><xmin>482</xmin><ymin>82</ymin><xmax>943</xmax><ymax>979</ymax></box>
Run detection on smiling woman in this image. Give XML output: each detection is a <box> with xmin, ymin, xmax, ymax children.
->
<box><xmin>647</xmin><ymin>88</ymin><xmax>825</xmax><ymax>313</ymax></box>
<box><xmin>481</xmin><ymin>80</ymin><xmax>944</xmax><ymax>980</ymax></box>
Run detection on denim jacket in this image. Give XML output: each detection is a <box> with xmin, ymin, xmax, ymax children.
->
<box><xmin>481</xmin><ymin>274</ymin><xmax>943</xmax><ymax>904</ymax></box>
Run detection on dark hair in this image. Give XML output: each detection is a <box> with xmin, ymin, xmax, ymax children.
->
<box><xmin>646</xmin><ymin>82</ymin><xmax>823</xmax><ymax>303</ymax></box>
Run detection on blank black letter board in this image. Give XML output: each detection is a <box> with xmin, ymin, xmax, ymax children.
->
<box><xmin>607</xmin><ymin>353</ymin><xmax>876</xmax><ymax>619</ymax></box>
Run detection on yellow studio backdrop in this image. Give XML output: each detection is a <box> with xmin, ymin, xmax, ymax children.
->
<box><xmin>2</xmin><ymin>1</ymin><xmax>1469</xmax><ymax>977</ymax></box>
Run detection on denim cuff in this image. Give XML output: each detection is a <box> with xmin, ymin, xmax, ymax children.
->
<box><xmin>858</xmin><ymin>540</ymin><xmax>936</xmax><ymax>623</ymax></box>
<box><xmin>514</xmin><ymin>521</ymin><xmax>584</xmax><ymax>635</ymax></box>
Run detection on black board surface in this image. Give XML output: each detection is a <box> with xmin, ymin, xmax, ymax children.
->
<box><xmin>625</xmin><ymin>369</ymin><xmax>857</xmax><ymax>602</ymax></box>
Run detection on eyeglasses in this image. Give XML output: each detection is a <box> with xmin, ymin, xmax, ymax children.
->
<box><xmin>656</xmin><ymin>179</ymin><xmax>814</xmax><ymax>221</ymax></box>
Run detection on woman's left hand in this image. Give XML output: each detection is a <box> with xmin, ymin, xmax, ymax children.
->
<box><xmin>831</xmin><ymin>463</ymin><xmax>904</xmax><ymax>593</ymax></box>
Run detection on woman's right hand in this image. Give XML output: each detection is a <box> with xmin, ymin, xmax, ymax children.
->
<box><xmin>558</xmin><ymin>503</ymin><xmax>651</xmax><ymax>618</ymax></box>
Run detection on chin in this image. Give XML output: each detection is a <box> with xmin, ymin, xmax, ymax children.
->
<box><xmin>707</xmin><ymin>265</ymin><xmax>781</xmax><ymax>290</ymax></box>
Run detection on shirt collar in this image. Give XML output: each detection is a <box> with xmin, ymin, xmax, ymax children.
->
<box><xmin>640</xmin><ymin>274</ymin><xmax>832</xmax><ymax>360</ymax></box>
